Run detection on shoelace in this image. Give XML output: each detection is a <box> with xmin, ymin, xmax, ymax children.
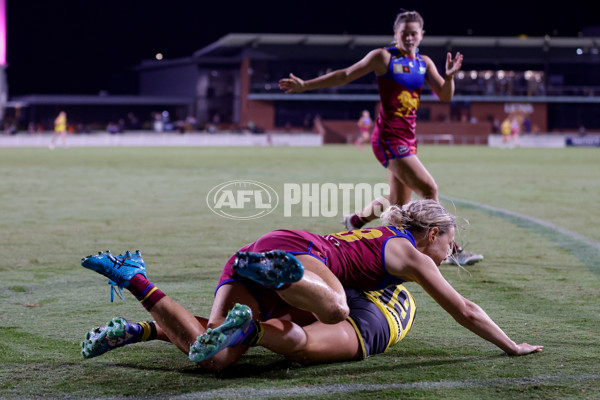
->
<box><xmin>108</xmin><ymin>280</ymin><xmax>125</xmax><ymax>302</ymax></box>
<box><xmin>103</xmin><ymin>253</ymin><xmax>126</xmax><ymax>302</ymax></box>
<box><xmin>104</xmin><ymin>251</ymin><xmax>141</xmax><ymax>302</ymax></box>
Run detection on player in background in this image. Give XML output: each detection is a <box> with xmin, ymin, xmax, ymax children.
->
<box><xmin>49</xmin><ymin>111</ymin><xmax>67</xmax><ymax>149</ymax></box>
<box><xmin>355</xmin><ymin>109</ymin><xmax>374</xmax><ymax>149</ymax></box>
<box><xmin>279</xmin><ymin>9</ymin><xmax>482</xmax><ymax>266</ymax></box>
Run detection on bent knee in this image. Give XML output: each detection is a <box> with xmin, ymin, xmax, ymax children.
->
<box><xmin>317</xmin><ymin>302</ymin><xmax>349</xmax><ymax>324</ymax></box>
<box><xmin>197</xmin><ymin>345</ymin><xmax>248</xmax><ymax>372</ymax></box>
<box><xmin>199</xmin><ymin>357</ymin><xmax>228</xmax><ymax>373</ymax></box>
<box><xmin>420</xmin><ymin>182</ymin><xmax>438</xmax><ymax>200</ymax></box>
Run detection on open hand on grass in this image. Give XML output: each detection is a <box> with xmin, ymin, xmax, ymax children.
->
<box><xmin>509</xmin><ymin>343</ymin><xmax>544</xmax><ymax>356</ymax></box>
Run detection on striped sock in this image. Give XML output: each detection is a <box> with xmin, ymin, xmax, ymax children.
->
<box><xmin>243</xmin><ymin>321</ymin><xmax>264</xmax><ymax>347</ymax></box>
<box><xmin>137</xmin><ymin>321</ymin><xmax>157</xmax><ymax>342</ymax></box>
<box><xmin>127</xmin><ymin>274</ymin><xmax>166</xmax><ymax>311</ymax></box>
<box><xmin>350</xmin><ymin>214</ymin><xmax>367</xmax><ymax>229</ymax></box>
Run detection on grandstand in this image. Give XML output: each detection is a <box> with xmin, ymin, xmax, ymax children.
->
<box><xmin>5</xmin><ymin>33</ymin><xmax>600</xmax><ymax>145</ymax></box>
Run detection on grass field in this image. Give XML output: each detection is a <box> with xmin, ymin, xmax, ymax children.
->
<box><xmin>0</xmin><ymin>144</ymin><xmax>599</xmax><ymax>399</ymax></box>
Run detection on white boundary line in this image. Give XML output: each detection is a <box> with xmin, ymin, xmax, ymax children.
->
<box><xmin>169</xmin><ymin>374</ymin><xmax>600</xmax><ymax>399</ymax></box>
<box><xmin>441</xmin><ymin>196</ymin><xmax>600</xmax><ymax>252</ymax></box>
<box><xmin>441</xmin><ymin>195</ymin><xmax>600</xmax><ymax>278</ymax></box>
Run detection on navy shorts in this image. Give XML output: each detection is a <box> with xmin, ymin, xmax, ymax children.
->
<box><xmin>346</xmin><ymin>284</ymin><xmax>417</xmax><ymax>358</ymax></box>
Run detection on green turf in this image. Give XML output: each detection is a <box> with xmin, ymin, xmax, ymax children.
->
<box><xmin>0</xmin><ymin>145</ymin><xmax>598</xmax><ymax>399</ymax></box>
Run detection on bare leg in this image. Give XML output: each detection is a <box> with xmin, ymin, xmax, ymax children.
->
<box><xmin>387</xmin><ymin>156</ymin><xmax>438</xmax><ymax>201</ymax></box>
<box><xmin>199</xmin><ymin>281</ymin><xmax>262</xmax><ymax>371</ymax></box>
<box><xmin>356</xmin><ymin>154</ymin><xmax>437</xmax><ymax>225</ymax></box>
<box><xmin>276</xmin><ymin>255</ymin><xmax>348</xmax><ymax>324</ymax></box>
<box><xmin>356</xmin><ymin>165</ymin><xmax>414</xmax><ymax>223</ymax></box>
<box><xmin>129</xmin><ymin>280</ymin><xmax>259</xmax><ymax>372</ymax></box>
<box><xmin>356</xmin><ymin>196</ymin><xmax>391</xmax><ymax>223</ymax></box>
<box><xmin>134</xmin><ymin>270</ymin><xmax>346</xmax><ymax>370</ymax></box>
<box><xmin>147</xmin><ymin>312</ymin><xmax>361</xmax><ymax>365</ymax></box>
<box><xmin>155</xmin><ymin>316</ymin><xmax>207</xmax><ymax>342</ymax></box>
<box><xmin>145</xmin><ymin>296</ymin><xmax>205</xmax><ymax>353</ymax></box>
<box><xmin>259</xmin><ymin>319</ymin><xmax>361</xmax><ymax>365</ymax></box>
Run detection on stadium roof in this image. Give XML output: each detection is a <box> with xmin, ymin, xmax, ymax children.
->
<box><xmin>130</xmin><ymin>33</ymin><xmax>600</xmax><ymax>72</ymax></box>
<box><xmin>193</xmin><ymin>33</ymin><xmax>600</xmax><ymax>56</ymax></box>
<box><xmin>10</xmin><ymin>94</ymin><xmax>192</xmax><ymax>107</ymax></box>
<box><xmin>186</xmin><ymin>33</ymin><xmax>600</xmax><ymax>65</ymax></box>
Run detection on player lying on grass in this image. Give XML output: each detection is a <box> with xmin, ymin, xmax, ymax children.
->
<box><xmin>80</xmin><ymin>199</ymin><xmax>542</xmax><ymax>371</ymax></box>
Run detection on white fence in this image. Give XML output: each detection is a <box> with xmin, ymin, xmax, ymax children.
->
<box><xmin>0</xmin><ymin>131</ymin><xmax>324</xmax><ymax>147</ymax></box>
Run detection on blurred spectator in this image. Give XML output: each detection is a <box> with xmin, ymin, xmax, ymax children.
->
<box><xmin>49</xmin><ymin>111</ymin><xmax>67</xmax><ymax>149</ymax></box>
<box><xmin>355</xmin><ymin>110</ymin><xmax>373</xmax><ymax>150</ymax></box>
<box><xmin>153</xmin><ymin>112</ymin><xmax>164</xmax><ymax>132</ymax></box>
<box><xmin>107</xmin><ymin>121</ymin><xmax>120</xmax><ymax>134</ymax></box>
<box><xmin>127</xmin><ymin>112</ymin><xmax>140</xmax><ymax>130</ymax></box>
<box><xmin>522</xmin><ymin>116</ymin><xmax>531</xmax><ymax>133</ymax></box>
<box><xmin>4</xmin><ymin>120</ymin><xmax>17</xmax><ymax>135</ymax></box>
<box><xmin>510</xmin><ymin>117</ymin><xmax>521</xmax><ymax>146</ymax></box>
<box><xmin>174</xmin><ymin>120</ymin><xmax>185</xmax><ymax>134</ymax></box>
<box><xmin>501</xmin><ymin>117</ymin><xmax>511</xmax><ymax>146</ymax></box>
<box><xmin>184</xmin><ymin>115</ymin><xmax>197</xmax><ymax>131</ymax></box>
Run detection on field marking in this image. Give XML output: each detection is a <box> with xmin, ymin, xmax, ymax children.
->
<box><xmin>441</xmin><ymin>195</ymin><xmax>600</xmax><ymax>278</ymax></box>
<box><xmin>170</xmin><ymin>374</ymin><xmax>600</xmax><ymax>399</ymax></box>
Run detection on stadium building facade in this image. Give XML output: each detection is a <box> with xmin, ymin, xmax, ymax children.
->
<box><xmin>8</xmin><ymin>33</ymin><xmax>600</xmax><ymax>143</ymax></box>
<box><xmin>135</xmin><ymin>33</ymin><xmax>600</xmax><ymax>143</ymax></box>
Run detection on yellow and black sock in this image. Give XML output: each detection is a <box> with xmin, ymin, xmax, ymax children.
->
<box><xmin>243</xmin><ymin>321</ymin><xmax>264</xmax><ymax>347</ymax></box>
<box><xmin>137</xmin><ymin>321</ymin><xmax>157</xmax><ymax>342</ymax></box>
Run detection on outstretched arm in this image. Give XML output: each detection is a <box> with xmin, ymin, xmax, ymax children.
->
<box><xmin>420</xmin><ymin>264</ymin><xmax>542</xmax><ymax>355</ymax></box>
<box><xmin>387</xmin><ymin>242</ymin><xmax>543</xmax><ymax>356</ymax></box>
<box><xmin>279</xmin><ymin>49</ymin><xmax>388</xmax><ymax>93</ymax></box>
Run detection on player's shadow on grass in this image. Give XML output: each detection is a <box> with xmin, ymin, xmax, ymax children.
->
<box><xmin>111</xmin><ymin>354</ymin><xmax>295</xmax><ymax>378</ymax></box>
<box><xmin>209</xmin><ymin>355</ymin><xmax>489</xmax><ymax>379</ymax></box>
<box><xmin>207</xmin><ymin>356</ymin><xmax>297</xmax><ymax>379</ymax></box>
<box><xmin>195</xmin><ymin>353</ymin><xmax>489</xmax><ymax>379</ymax></box>
<box><xmin>111</xmin><ymin>350</ymin><xmax>496</xmax><ymax>379</ymax></box>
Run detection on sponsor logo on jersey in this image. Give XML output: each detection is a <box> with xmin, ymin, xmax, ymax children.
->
<box><xmin>393</xmin><ymin>64</ymin><xmax>411</xmax><ymax>74</ymax></box>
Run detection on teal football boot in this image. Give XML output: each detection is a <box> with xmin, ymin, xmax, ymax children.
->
<box><xmin>81</xmin><ymin>250</ymin><xmax>146</xmax><ymax>301</ymax></box>
<box><xmin>81</xmin><ymin>317</ymin><xmax>142</xmax><ymax>358</ymax></box>
<box><xmin>232</xmin><ymin>250</ymin><xmax>304</xmax><ymax>289</ymax></box>
<box><xmin>189</xmin><ymin>303</ymin><xmax>255</xmax><ymax>362</ymax></box>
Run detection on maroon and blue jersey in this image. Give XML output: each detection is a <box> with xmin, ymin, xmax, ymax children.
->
<box><xmin>371</xmin><ymin>46</ymin><xmax>427</xmax><ymax>166</ymax></box>
<box><xmin>218</xmin><ymin>226</ymin><xmax>415</xmax><ymax>292</ymax></box>
<box><xmin>376</xmin><ymin>46</ymin><xmax>427</xmax><ymax>137</ymax></box>
<box><xmin>317</xmin><ymin>226</ymin><xmax>415</xmax><ymax>290</ymax></box>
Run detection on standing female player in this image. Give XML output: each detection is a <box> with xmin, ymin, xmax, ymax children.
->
<box><xmin>355</xmin><ymin>109</ymin><xmax>374</xmax><ymax>149</ymax></box>
<box><xmin>279</xmin><ymin>9</ymin><xmax>481</xmax><ymax>266</ymax></box>
<box><xmin>50</xmin><ymin>111</ymin><xmax>67</xmax><ymax>149</ymax></box>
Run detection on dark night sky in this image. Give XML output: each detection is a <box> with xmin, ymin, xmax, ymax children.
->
<box><xmin>6</xmin><ymin>1</ymin><xmax>599</xmax><ymax>96</ymax></box>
